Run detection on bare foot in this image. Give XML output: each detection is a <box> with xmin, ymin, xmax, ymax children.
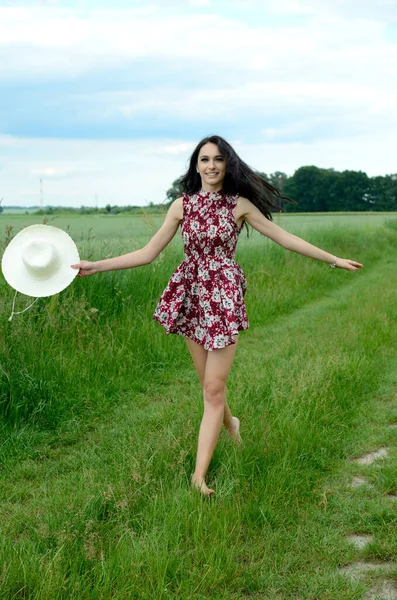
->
<box><xmin>228</xmin><ymin>416</ymin><xmax>242</xmax><ymax>444</ymax></box>
<box><xmin>191</xmin><ymin>475</ymin><xmax>215</xmax><ymax>496</ymax></box>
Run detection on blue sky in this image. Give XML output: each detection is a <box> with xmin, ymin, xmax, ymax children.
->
<box><xmin>0</xmin><ymin>0</ymin><xmax>396</xmax><ymax>207</ymax></box>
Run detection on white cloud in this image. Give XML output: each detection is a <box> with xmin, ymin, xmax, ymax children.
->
<box><xmin>239</xmin><ymin>0</ymin><xmax>397</xmax><ymax>21</ymax></box>
<box><xmin>162</xmin><ymin>142</ymin><xmax>195</xmax><ymax>155</ymax></box>
<box><xmin>188</xmin><ymin>0</ymin><xmax>211</xmax><ymax>6</ymax></box>
<box><xmin>83</xmin><ymin>79</ymin><xmax>396</xmax><ymax>142</ymax></box>
<box><xmin>29</xmin><ymin>165</ymin><xmax>101</xmax><ymax>178</ymax></box>
<box><xmin>0</xmin><ymin>135</ymin><xmax>16</xmax><ymax>147</ymax></box>
<box><xmin>0</xmin><ymin>5</ymin><xmax>395</xmax><ymax>82</ymax></box>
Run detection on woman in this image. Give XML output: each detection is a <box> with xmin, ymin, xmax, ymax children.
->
<box><xmin>72</xmin><ymin>135</ymin><xmax>363</xmax><ymax>496</ymax></box>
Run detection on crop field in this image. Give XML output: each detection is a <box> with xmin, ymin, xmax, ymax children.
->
<box><xmin>0</xmin><ymin>211</ymin><xmax>397</xmax><ymax>599</ymax></box>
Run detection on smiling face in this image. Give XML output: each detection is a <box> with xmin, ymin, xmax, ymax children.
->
<box><xmin>196</xmin><ymin>142</ymin><xmax>227</xmax><ymax>191</ymax></box>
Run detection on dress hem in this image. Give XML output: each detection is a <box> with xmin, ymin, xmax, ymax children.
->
<box><xmin>153</xmin><ymin>316</ymin><xmax>248</xmax><ymax>351</ymax></box>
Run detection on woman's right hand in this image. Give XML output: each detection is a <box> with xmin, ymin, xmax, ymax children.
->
<box><xmin>71</xmin><ymin>260</ymin><xmax>99</xmax><ymax>277</ymax></box>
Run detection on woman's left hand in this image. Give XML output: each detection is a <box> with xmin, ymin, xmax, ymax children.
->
<box><xmin>335</xmin><ymin>258</ymin><xmax>363</xmax><ymax>271</ymax></box>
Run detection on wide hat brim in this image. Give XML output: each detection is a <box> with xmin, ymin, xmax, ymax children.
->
<box><xmin>1</xmin><ymin>224</ymin><xmax>80</xmax><ymax>298</ymax></box>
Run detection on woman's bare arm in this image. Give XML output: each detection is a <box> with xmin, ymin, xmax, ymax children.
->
<box><xmin>72</xmin><ymin>197</ymin><xmax>183</xmax><ymax>277</ymax></box>
<box><xmin>237</xmin><ymin>197</ymin><xmax>363</xmax><ymax>271</ymax></box>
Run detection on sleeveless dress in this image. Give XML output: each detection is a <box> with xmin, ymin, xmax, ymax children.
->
<box><xmin>153</xmin><ymin>190</ymin><xmax>249</xmax><ymax>350</ymax></box>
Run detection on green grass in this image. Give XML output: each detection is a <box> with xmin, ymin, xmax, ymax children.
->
<box><xmin>0</xmin><ymin>214</ymin><xmax>396</xmax><ymax>598</ymax></box>
<box><xmin>1</xmin><ymin>210</ymin><xmax>397</xmax><ymax>244</ymax></box>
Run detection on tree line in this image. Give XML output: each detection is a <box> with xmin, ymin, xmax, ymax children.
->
<box><xmin>2</xmin><ymin>167</ymin><xmax>396</xmax><ymax>215</ymax></box>
<box><xmin>167</xmin><ymin>166</ymin><xmax>397</xmax><ymax>212</ymax></box>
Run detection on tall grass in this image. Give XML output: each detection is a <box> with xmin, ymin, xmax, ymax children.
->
<box><xmin>0</xmin><ymin>221</ymin><xmax>395</xmax><ymax>428</ymax></box>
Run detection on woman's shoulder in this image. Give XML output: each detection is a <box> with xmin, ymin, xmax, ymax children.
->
<box><xmin>236</xmin><ymin>195</ymin><xmax>253</xmax><ymax>210</ymax></box>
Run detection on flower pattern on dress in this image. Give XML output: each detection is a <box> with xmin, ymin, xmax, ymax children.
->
<box><xmin>153</xmin><ymin>190</ymin><xmax>249</xmax><ymax>350</ymax></box>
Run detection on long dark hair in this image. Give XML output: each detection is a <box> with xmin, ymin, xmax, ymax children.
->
<box><xmin>179</xmin><ymin>135</ymin><xmax>294</xmax><ymax>221</ymax></box>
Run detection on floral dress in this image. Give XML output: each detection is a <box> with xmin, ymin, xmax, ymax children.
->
<box><xmin>153</xmin><ymin>190</ymin><xmax>249</xmax><ymax>350</ymax></box>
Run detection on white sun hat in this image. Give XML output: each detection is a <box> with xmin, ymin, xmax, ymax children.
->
<box><xmin>1</xmin><ymin>224</ymin><xmax>80</xmax><ymax>299</ymax></box>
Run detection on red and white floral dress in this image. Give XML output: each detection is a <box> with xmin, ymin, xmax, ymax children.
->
<box><xmin>153</xmin><ymin>190</ymin><xmax>249</xmax><ymax>350</ymax></box>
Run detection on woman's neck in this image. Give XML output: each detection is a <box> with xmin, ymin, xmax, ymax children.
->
<box><xmin>200</xmin><ymin>186</ymin><xmax>223</xmax><ymax>193</ymax></box>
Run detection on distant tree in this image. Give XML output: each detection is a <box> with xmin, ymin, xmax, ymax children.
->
<box><xmin>268</xmin><ymin>171</ymin><xmax>288</xmax><ymax>195</ymax></box>
<box><xmin>284</xmin><ymin>166</ymin><xmax>331</xmax><ymax>212</ymax></box>
<box><xmin>0</xmin><ymin>198</ymin><xmax>3</xmax><ymax>214</ymax></box>
<box><xmin>369</xmin><ymin>174</ymin><xmax>397</xmax><ymax>211</ymax></box>
<box><xmin>338</xmin><ymin>170</ymin><xmax>371</xmax><ymax>211</ymax></box>
<box><xmin>105</xmin><ymin>204</ymin><xmax>111</xmax><ymax>213</ymax></box>
<box><xmin>166</xmin><ymin>178</ymin><xmax>184</xmax><ymax>204</ymax></box>
<box><xmin>263</xmin><ymin>172</ymin><xmax>290</xmax><ymax>211</ymax></box>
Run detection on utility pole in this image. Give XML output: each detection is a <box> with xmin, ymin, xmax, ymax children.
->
<box><xmin>40</xmin><ymin>178</ymin><xmax>43</xmax><ymax>209</ymax></box>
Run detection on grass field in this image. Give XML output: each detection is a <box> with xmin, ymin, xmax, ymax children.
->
<box><xmin>0</xmin><ymin>212</ymin><xmax>396</xmax><ymax>599</ymax></box>
<box><xmin>2</xmin><ymin>210</ymin><xmax>397</xmax><ymax>243</ymax></box>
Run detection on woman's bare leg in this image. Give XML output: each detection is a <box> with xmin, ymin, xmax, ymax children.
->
<box><xmin>185</xmin><ymin>337</ymin><xmax>239</xmax><ymax>437</ymax></box>
<box><xmin>184</xmin><ymin>337</ymin><xmax>208</xmax><ymax>389</ymax></box>
<box><xmin>186</xmin><ymin>337</ymin><xmax>239</xmax><ymax>495</ymax></box>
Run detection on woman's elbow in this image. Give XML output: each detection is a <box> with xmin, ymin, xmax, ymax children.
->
<box><xmin>135</xmin><ymin>247</ymin><xmax>154</xmax><ymax>266</ymax></box>
<box><xmin>141</xmin><ymin>246</ymin><xmax>162</xmax><ymax>265</ymax></box>
<box><xmin>142</xmin><ymin>252</ymin><xmax>155</xmax><ymax>265</ymax></box>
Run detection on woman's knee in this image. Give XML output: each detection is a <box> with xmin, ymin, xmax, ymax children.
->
<box><xmin>203</xmin><ymin>378</ymin><xmax>226</xmax><ymax>407</ymax></box>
